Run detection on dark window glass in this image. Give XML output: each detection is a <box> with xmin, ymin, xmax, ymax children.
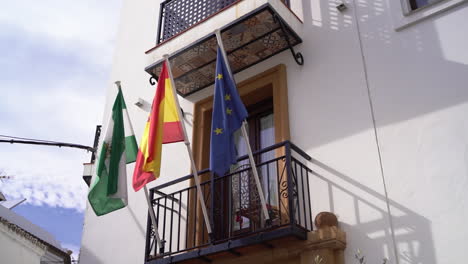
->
<box><xmin>409</xmin><ymin>0</ymin><xmax>443</xmax><ymax>11</ymax></box>
<box><xmin>213</xmin><ymin>99</ymin><xmax>275</xmax><ymax>238</ymax></box>
<box><xmin>231</xmin><ymin>99</ymin><xmax>274</xmax><ymax>233</ymax></box>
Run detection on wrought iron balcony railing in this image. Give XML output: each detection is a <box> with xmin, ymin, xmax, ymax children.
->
<box><xmin>145</xmin><ymin>141</ymin><xmax>313</xmax><ymax>264</ymax></box>
<box><xmin>156</xmin><ymin>0</ymin><xmax>291</xmax><ymax>44</ymax></box>
<box><xmin>156</xmin><ymin>0</ymin><xmax>239</xmax><ymax>44</ymax></box>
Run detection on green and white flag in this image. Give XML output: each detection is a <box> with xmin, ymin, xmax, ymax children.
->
<box><xmin>88</xmin><ymin>85</ymin><xmax>138</xmax><ymax>216</ymax></box>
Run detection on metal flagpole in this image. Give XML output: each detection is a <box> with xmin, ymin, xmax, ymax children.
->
<box><xmin>163</xmin><ymin>55</ymin><xmax>214</xmax><ymax>237</ymax></box>
<box><xmin>214</xmin><ymin>29</ymin><xmax>271</xmax><ymax>225</ymax></box>
<box><xmin>115</xmin><ymin>81</ymin><xmax>164</xmax><ymax>254</ymax></box>
<box><xmin>144</xmin><ymin>186</ymin><xmax>164</xmax><ymax>253</ymax></box>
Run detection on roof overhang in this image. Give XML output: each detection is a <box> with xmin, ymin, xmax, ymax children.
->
<box><xmin>145</xmin><ymin>0</ymin><xmax>303</xmax><ymax>97</ymax></box>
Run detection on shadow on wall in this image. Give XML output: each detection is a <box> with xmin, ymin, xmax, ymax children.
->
<box><xmin>296</xmin><ymin>1</ymin><xmax>468</xmax><ymax>263</ymax></box>
<box><xmin>310</xmin><ymin>158</ymin><xmax>436</xmax><ymax>264</ymax></box>
<box><xmin>128</xmin><ymin>206</ymin><xmax>148</xmax><ymax>238</ymax></box>
<box><xmin>298</xmin><ymin>0</ymin><xmax>468</xmax><ymax>150</ymax></box>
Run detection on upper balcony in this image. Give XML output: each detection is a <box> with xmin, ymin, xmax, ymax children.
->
<box><xmin>144</xmin><ymin>141</ymin><xmax>313</xmax><ymax>264</ymax></box>
<box><xmin>145</xmin><ymin>0</ymin><xmax>303</xmax><ymax>97</ymax></box>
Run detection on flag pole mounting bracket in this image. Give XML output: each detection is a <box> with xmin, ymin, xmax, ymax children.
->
<box><xmin>273</xmin><ymin>13</ymin><xmax>304</xmax><ymax>66</ymax></box>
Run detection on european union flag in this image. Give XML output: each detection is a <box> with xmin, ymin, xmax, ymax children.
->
<box><xmin>210</xmin><ymin>47</ymin><xmax>248</xmax><ymax>177</ymax></box>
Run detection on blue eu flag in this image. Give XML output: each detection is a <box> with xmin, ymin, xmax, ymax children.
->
<box><xmin>210</xmin><ymin>47</ymin><xmax>248</xmax><ymax>177</ymax></box>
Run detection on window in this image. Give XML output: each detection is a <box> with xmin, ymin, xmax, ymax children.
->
<box><xmin>408</xmin><ymin>0</ymin><xmax>444</xmax><ymax>11</ymax></box>
<box><xmin>395</xmin><ymin>0</ymin><xmax>464</xmax><ymax>30</ymax></box>
<box><xmin>231</xmin><ymin>99</ymin><xmax>276</xmax><ymax>234</ymax></box>
<box><xmin>192</xmin><ymin>65</ymin><xmax>290</xmax><ymax>241</ymax></box>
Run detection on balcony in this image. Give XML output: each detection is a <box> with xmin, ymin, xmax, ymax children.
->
<box><xmin>145</xmin><ymin>141</ymin><xmax>313</xmax><ymax>264</ymax></box>
<box><xmin>156</xmin><ymin>0</ymin><xmax>238</xmax><ymax>44</ymax></box>
<box><xmin>145</xmin><ymin>0</ymin><xmax>303</xmax><ymax>97</ymax></box>
<box><xmin>156</xmin><ymin>0</ymin><xmax>291</xmax><ymax>44</ymax></box>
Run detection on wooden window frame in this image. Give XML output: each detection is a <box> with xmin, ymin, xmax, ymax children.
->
<box><xmin>188</xmin><ymin>64</ymin><xmax>290</xmax><ymax>245</ymax></box>
<box><xmin>407</xmin><ymin>0</ymin><xmax>445</xmax><ymax>12</ymax></box>
<box><xmin>192</xmin><ymin>64</ymin><xmax>290</xmax><ymax>169</ymax></box>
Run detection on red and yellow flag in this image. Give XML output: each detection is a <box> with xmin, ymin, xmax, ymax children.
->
<box><xmin>133</xmin><ymin>62</ymin><xmax>184</xmax><ymax>191</ymax></box>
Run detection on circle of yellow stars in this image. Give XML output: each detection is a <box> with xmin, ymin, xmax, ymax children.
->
<box><xmin>214</xmin><ymin>73</ymin><xmax>235</xmax><ymax>136</ymax></box>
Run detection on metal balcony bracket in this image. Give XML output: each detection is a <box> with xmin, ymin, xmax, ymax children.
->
<box><xmin>273</xmin><ymin>13</ymin><xmax>304</xmax><ymax>66</ymax></box>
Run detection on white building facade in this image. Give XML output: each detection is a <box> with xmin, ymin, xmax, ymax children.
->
<box><xmin>0</xmin><ymin>200</ymin><xmax>71</xmax><ymax>264</ymax></box>
<box><xmin>80</xmin><ymin>1</ymin><xmax>468</xmax><ymax>264</ymax></box>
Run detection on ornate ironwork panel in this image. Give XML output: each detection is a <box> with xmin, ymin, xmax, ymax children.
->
<box><xmin>158</xmin><ymin>0</ymin><xmax>239</xmax><ymax>43</ymax></box>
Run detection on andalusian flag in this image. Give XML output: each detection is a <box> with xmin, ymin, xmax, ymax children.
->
<box><xmin>132</xmin><ymin>62</ymin><xmax>184</xmax><ymax>191</ymax></box>
<box><xmin>88</xmin><ymin>86</ymin><xmax>138</xmax><ymax>216</ymax></box>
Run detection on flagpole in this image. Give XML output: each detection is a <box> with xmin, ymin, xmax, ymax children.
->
<box><xmin>115</xmin><ymin>81</ymin><xmax>136</xmax><ymax>138</ymax></box>
<box><xmin>163</xmin><ymin>55</ymin><xmax>214</xmax><ymax>237</ymax></box>
<box><xmin>214</xmin><ymin>29</ymin><xmax>271</xmax><ymax>225</ymax></box>
<box><xmin>144</xmin><ymin>186</ymin><xmax>164</xmax><ymax>254</ymax></box>
<box><xmin>115</xmin><ymin>81</ymin><xmax>164</xmax><ymax>254</ymax></box>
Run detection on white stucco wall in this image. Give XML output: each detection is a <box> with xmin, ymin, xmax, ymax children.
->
<box><xmin>355</xmin><ymin>0</ymin><xmax>468</xmax><ymax>263</ymax></box>
<box><xmin>0</xmin><ymin>223</ymin><xmax>46</xmax><ymax>264</ymax></box>
<box><xmin>80</xmin><ymin>1</ymin><xmax>468</xmax><ymax>264</ymax></box>
<box><xmin>79</xmin><ymin>0</ymin><xmax>162</xmax><ymax>263</ymax></box>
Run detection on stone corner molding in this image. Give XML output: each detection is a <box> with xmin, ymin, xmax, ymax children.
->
<box><xmin>0</xmin><ymin>217</ymin><xmax>48</xmax><ymax>251</ymax></box>
<box><xmin>300</xmin><ymin>212</ymin><xmax>346</xmax><ymax>264</ymax></box>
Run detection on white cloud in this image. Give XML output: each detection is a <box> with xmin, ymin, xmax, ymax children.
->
<box><xmin>0</xmin><ymin>0</ymin><xmax>122</xmax><ymax>212</ymax></box>
<box><xmin>2</xmin><ymin>79</ymin><xmax>105</xmax><ymax>141</ymax></box>
<box><xmin>0</xmin><ymin>0</ymin><xmax>122</xmax><ymax>67</ymax></box>
<box><xmin>0</xmin><ymin>146</ymin><xmax>89</xmax><ymax>211</ymax></box>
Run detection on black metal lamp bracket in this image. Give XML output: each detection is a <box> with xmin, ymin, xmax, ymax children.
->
<box><xmin>273</xmin><ymin>13</ymin><xmax>304</xmax><ymax>66</ymax></box>
<box><xmin>149</xmin><ymin>75</ymin><xmax>157</xmax><ymax>86</ymax></box>
<box><xmin>148</xmin><ymin>75</ymin><xmax>185</xmax><ymax>118</ymax></box>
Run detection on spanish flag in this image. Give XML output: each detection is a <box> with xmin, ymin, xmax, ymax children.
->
<box><xmin>133</xmin><ymin>62</ymin><xmax>184</xmax><ymax>191</ymax></box>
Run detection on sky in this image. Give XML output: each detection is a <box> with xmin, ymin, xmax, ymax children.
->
<box><xmin>0</xmin><ymin>0</ymin><xmax>123</xmax><ymax>260</ymax></box>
